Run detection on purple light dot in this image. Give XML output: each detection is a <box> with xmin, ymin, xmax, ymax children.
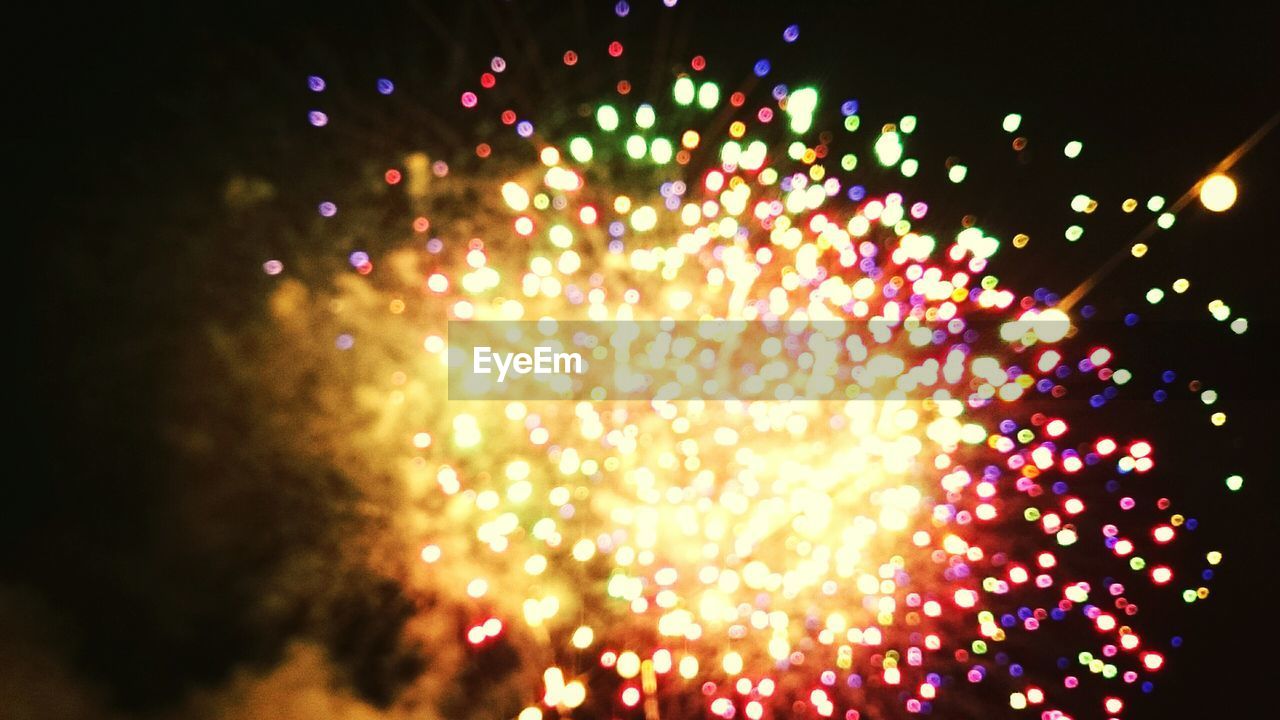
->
<box><xmin>336</xmin><ymin>334</ymin><xmax>354</xmax><ymax>350</ymax></box>
<box><xmin>491</xmin><ymin>56</ymin><xmax>507</xmax><ymax>73</ymax></box>
<box><xmin>262</xmin><ymin>259</ymin><xmax>284</xmax><ymax>275</ymax></box>
<box><xmin>308</xmin><ymin>110</ymin><xmax>328</xmax><ymax>127</ymax></box>
<box><xmin>614</xmin><ymin>1</ymin><xmax>629</xmax><ymax>17</ymax></box>
<box><xmin>349</xmin><ymin>251</ymin><xmax>369</xmax><ymax>267</ymax></box>
<box><xmin>307</xmin><ymin>76</ymin><xmax>325</xmax><ymax>92</ymax></box>
<box><xmin>783</xmin><ymin>24</ymin><xmax>800</xmax><ymax>42</ymax></box>
<box><xmin>376</xmin><ymin>78</ymin><xmax>394</xmax><ymax>95</ymax></box>
<box><xmin>516</xmin><ymin>120</ymin><xmax>534</xmax><ymax>137</ymax></box>
<box><xmin>318</xmin><ymin>201</ymin><xmax>337</xmax><ymax>217</ymax></box>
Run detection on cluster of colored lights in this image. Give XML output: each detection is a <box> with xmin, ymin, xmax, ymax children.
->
<box><xmin>277</xmin><ymin>13</ymin><xmax>1253</xmax><ymax>720</ymax></box>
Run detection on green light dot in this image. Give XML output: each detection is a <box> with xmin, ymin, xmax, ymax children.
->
<box><xmin>1157</xmin><ymin>212</ymin><xmax>1176</xmax><ymax>229</ymax></box>
<box><xmin>1230</xmin><ymin>317</ymin><xmax>1248</xmax><ymax>334</ymax></box>
<box><xmin>568</xmin><ymin>137</ymin><xmax>593</xmax><ymax>163</ymax></box>
<box><xmin>697</xmin><ymin>82</ymin><xmax>721</xmax><ymax>110</ymax></box>
<box><xmin>1065</xmin><ymin>225</ymin><xmax>1084</xmax><ymax>242</ymax></box>
<box><xmin>673</xmin><ymin>77</ymin><xmax>695</xmax><ymax>106</ymax></box>
<box><xmin>1146</xmin><ymin>288</ymin><xmax>1165</xmax><ymax>304</ymax></box>
<box><xmin>1064</xmin><ymin>140</ymin><xmax>1083</xmax><ymax>158</ymax></box>
<box><xmin>1024</xmin><ymin>507</ymin><xmax>1041</xmax><ymax>522</ymax></box>
<box><xmin>650</xmin><ymin>137</ymin><xmax>673</xmax><ymax>164</ymax></box>
<box><xmin>844</xmin><ymin>115</ymin><xmax>860</xmax><ymax>132</ymax></box>
<box><xmin>901</xmin><ymin>158</ymin><xmax>918</xmax><ymax>177</ymax></box>
<box><xmin>1112</xmin><ymin>369</ymin><xmax>1131</xmax><ymax>385</ymax></box>
<box><xmin>1147</xmin><ymin>195</ymin><xmax>1165</xmax><ymax>212</ymax></box>
<box><xmin>1226</xmin><ymin>475</ymin><xmax>1244</xmax><ymax>492</ymax></box>
<box><xmin>596</xmin><ymin>105</ymin><xmax>619</xmax><ymax>132</ymax></box>
<box><xmin>1002</xmin><ymin>113</ymin><xmax>1022</xmax><ymax>133</ymax></box>
<box><xmin>841</xmin><ymin>153</ymin><xmax>858</xmax><ymax>171</ymax></box>
<box><xmin>948</xmin><ymin>164</ymin><xmax>968</xmax><ymax>183</ymax></box>
<box><xmin>900</xmin><ymin>115</ymin><xmax>917</xmax><ymax>133</ymax></box>
<box><xmin>635</xmin><ymin>104</ymin><xmax>656</xmax><ymax>129</ymax></box>
<box><xmin>625</xmin><ymin>135</ymin><xmax>647</xmax><ymax>159</ymax></box>
<box><xmin>874</xmin><ymin>131</ymin><xmax>903</xmax><ymax>166</ymax></box>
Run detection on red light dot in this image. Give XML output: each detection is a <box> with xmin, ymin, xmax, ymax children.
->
<box><xmin>476</xmin><ymin>143</ymin><xmax>491</xmax><ymax>158</ymax></box>
<box><xmin>385</xmin><ymin>169</ymin><xmax>402</xmax><ymax>184</ymax></box>
<box><xmin>608</xmin><ymin>41</ymin><xmax>624</xmax><ymax>57</ymax></box>
<box><xmin>563</xmin><ymin>50</ymin><xmax>578</xmax><ymax>66</ymax></box>
<box><xmin>621</xmin><ymin>687</ymin><xmax>640</xmax><ymax>707</ymax></box>
<box><xmin>691</xmin><ymin>55</ymin><xmax>706</xmax><ymax>70</ymax></box>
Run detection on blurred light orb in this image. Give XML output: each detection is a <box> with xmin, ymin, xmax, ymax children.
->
<box><xmin>1199</xmin><ymin>173</ymin><xmax>1237</xmax><ymax>212</ymax></box>
<box><xmin>1030</xmin><ymin>308</ymin><xmax>1071</xmax><ymax>342</ymax></box>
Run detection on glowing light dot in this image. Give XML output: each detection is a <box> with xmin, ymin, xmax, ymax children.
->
<box><xmin>1199</xmin><ymin>173</ymin><xmax>1237</xmax><ymax>212</ymax></box>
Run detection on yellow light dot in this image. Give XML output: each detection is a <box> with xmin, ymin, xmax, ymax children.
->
<box><xmin>571</xmin><ymin>626</ymin><xmax>594</xmax><ymax>648</ymax></box>
<box><xmin>1028</xmin><ymin>308</ymin><xmax>1070</xmax><ymax>343</ymax></box>
<box><xmin>1199</xmin><ymin>173</ymin><xmax>1237</xmax><ymax>212</ymax></box>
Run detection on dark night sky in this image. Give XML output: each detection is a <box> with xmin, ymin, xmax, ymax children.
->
<box><xmin>12</xmin><ymin>2</ymin><xmax>1280</xmax><ymax>719</ymax></box>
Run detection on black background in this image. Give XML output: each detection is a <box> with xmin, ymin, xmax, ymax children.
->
<box><xmin>12</xmin><ymin>1</ymin><xmax>1280</xmax><ymax>718</ymax></box>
